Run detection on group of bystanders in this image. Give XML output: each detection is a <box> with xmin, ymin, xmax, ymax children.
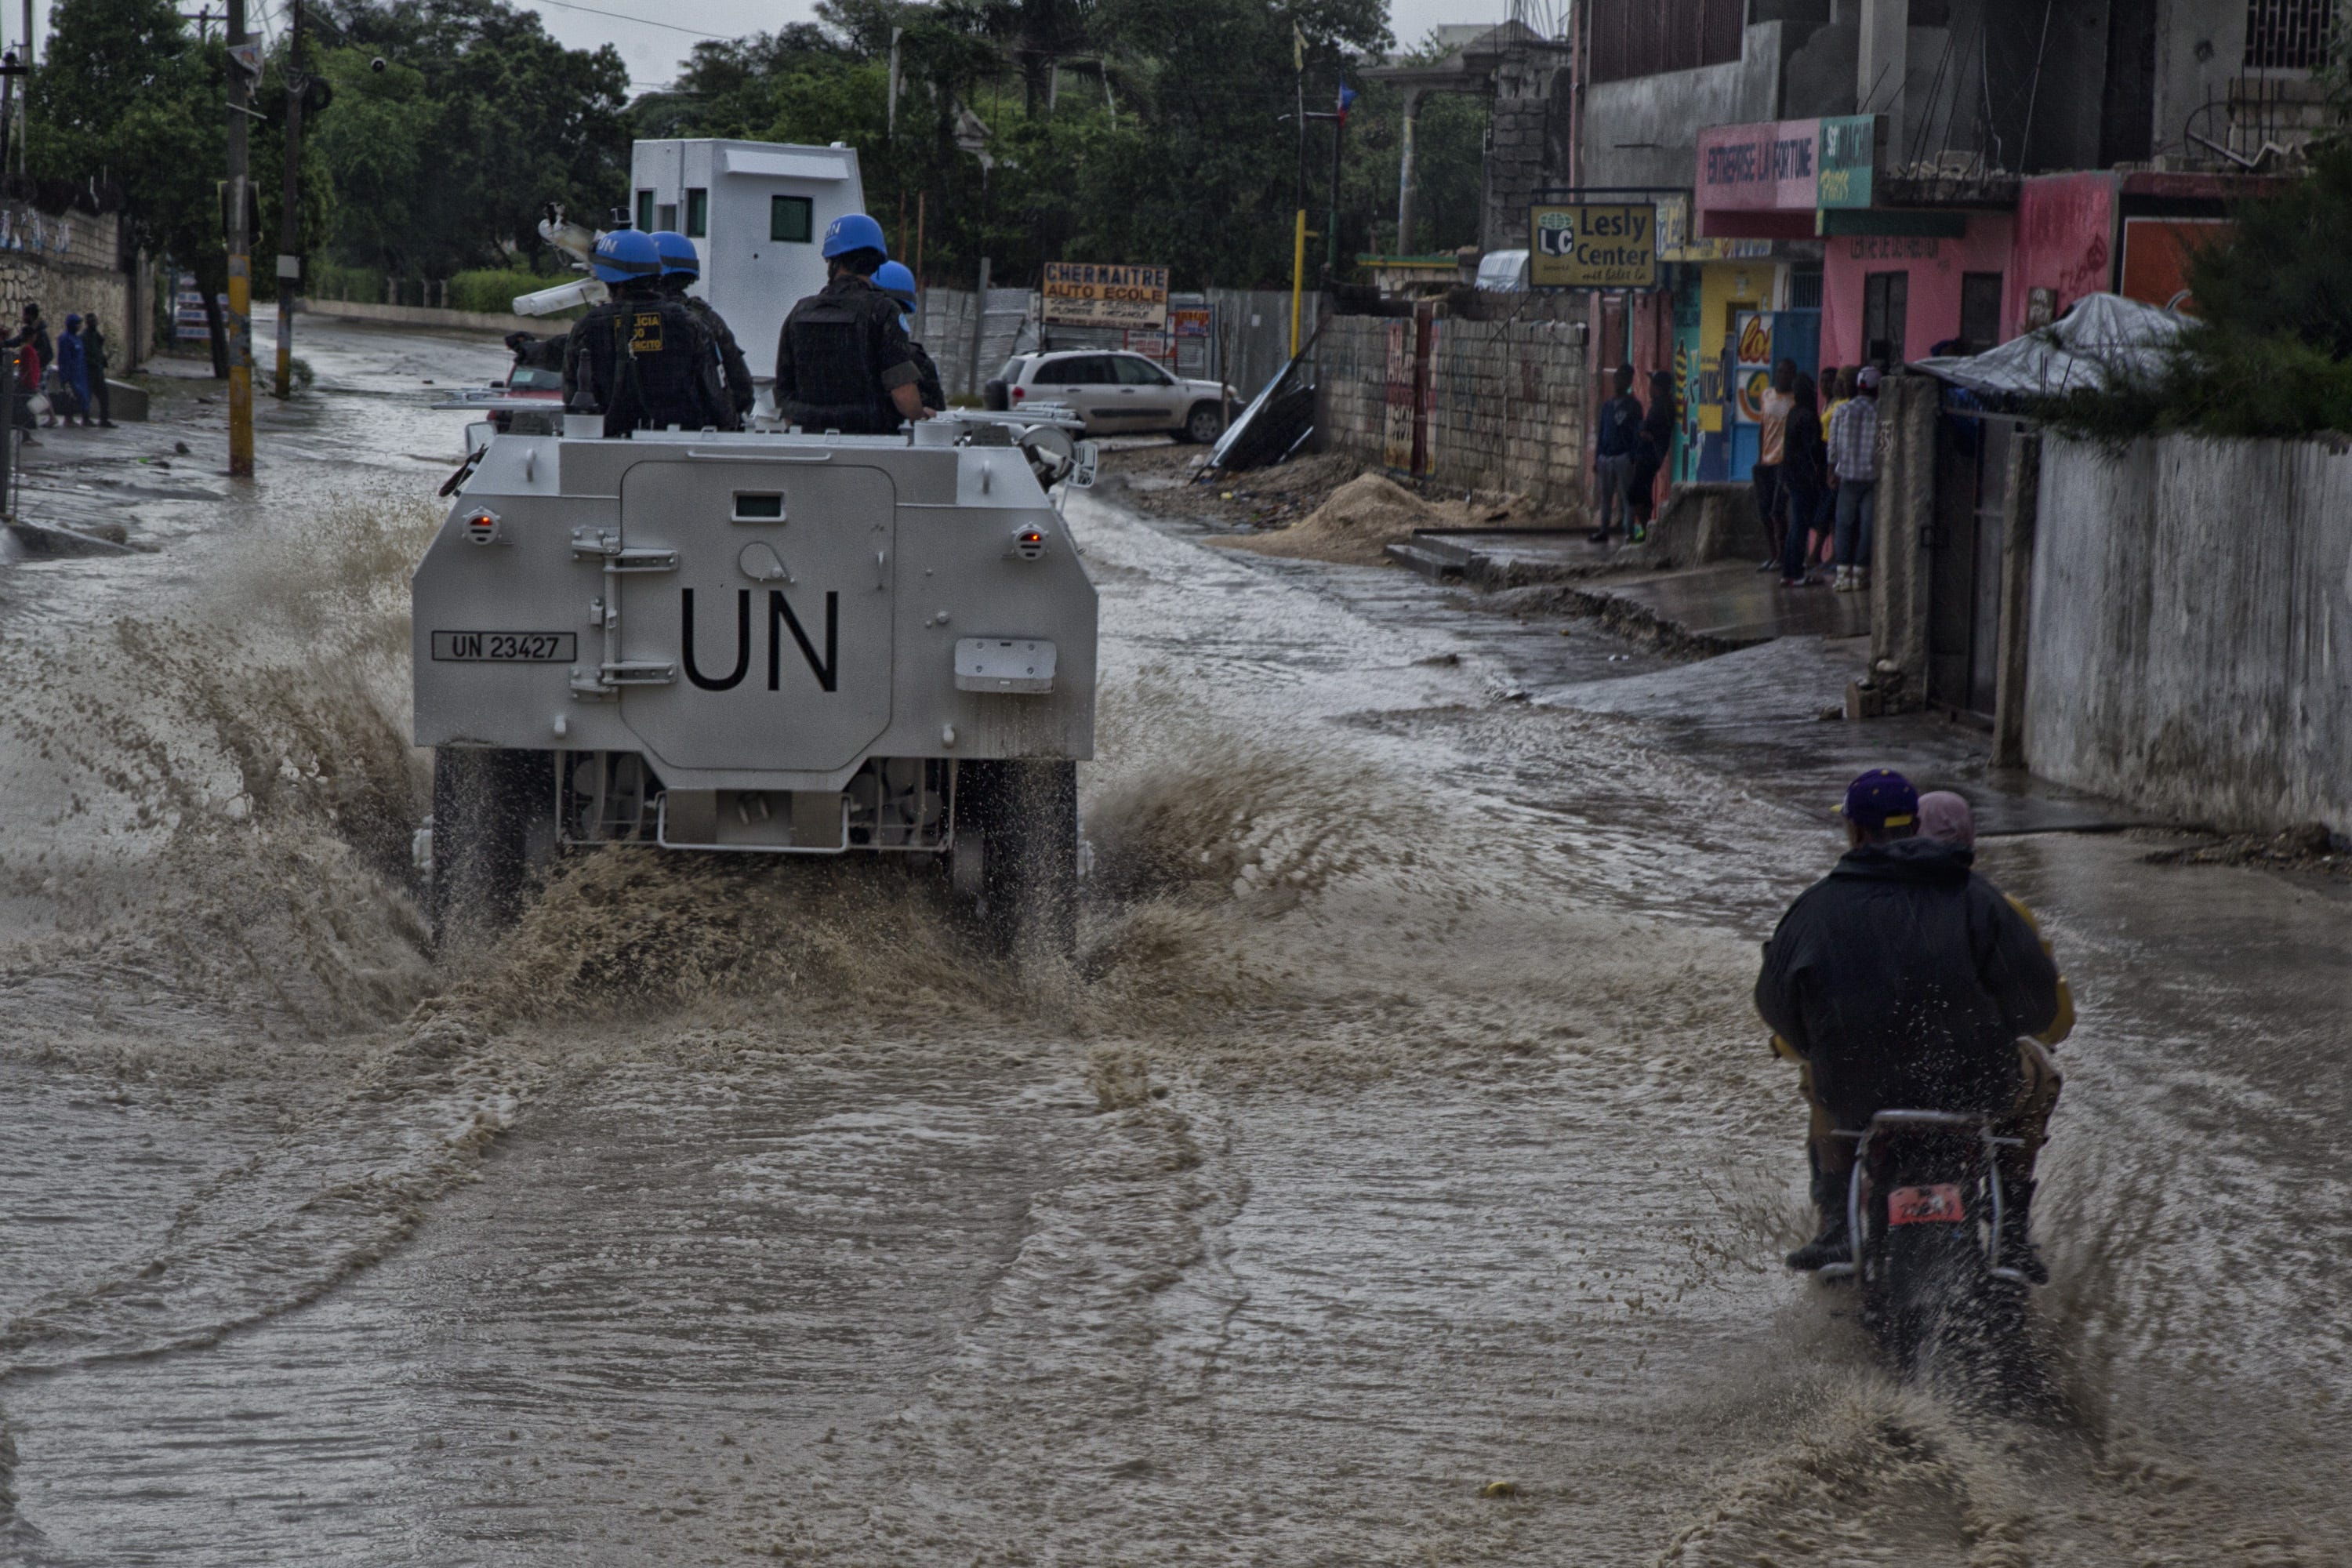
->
<box><xmin>2</xmin><ymin>302</ymin><xmax>114</xmax><ymax>444</ymax></box>
<box><xmin>1752</xmin><ymin>360</ymin><xmax>1879</xmax><ymax>592</ymax></box>
<box><xmin>1588</xmin><ymin>364</ymin><xmax>1678</xmax><ymax>546</ymax></box>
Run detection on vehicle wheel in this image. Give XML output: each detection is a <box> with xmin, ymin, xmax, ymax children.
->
<box><xmin>428</xmin><ymin>747</ymin><xmax>556</xmax><ymax>948</ymax></box>
<box><xmin>952</xmin><ymin>759</ymin><xmax>1078</xmax><ymax>958</ymax></box>
<box><xmin>1181</xmin><ymin>402</ymin><xmax>1225</xmax><ymax>444</ymax></box>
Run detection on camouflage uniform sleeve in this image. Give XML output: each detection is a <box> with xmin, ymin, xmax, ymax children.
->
<box><xmin>870</xmin><ymin>295</ymin><xmax>920</xmax><ymax>391</ymax></box>
<box><xmin>913</xmin><ymin>343</ymin><xmax>946</xmax><ymax>411</ymax></box>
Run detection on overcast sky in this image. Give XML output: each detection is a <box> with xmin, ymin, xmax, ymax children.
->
<box><xmin>5</xmin><ymin>0</ymin><xmax>1526</xmax><ymax>100</ymax></box>
<box><xmin>509</xmin><ymin>0</ymin><xmax>1524</xmax><ymax>95</ymax></box>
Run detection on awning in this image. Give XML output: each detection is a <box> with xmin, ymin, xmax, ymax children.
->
<box><xmin>720</xmin><ymin>147</ymin><xmax>854</xmax><ymax>181</ymax></box>
<box><xmin>1913</xmin><ymin>292</ymin><xmax>2187</xmax><ymax>400</ymax></box>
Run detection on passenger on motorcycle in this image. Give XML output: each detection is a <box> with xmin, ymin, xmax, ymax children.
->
<box><xmin>1755</xmin><ymin>770</ymin><xmax>2065</xmax><ymax>1280</ymax></box>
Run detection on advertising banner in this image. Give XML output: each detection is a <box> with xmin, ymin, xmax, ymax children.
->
<box><xmin>1042</xmin><ymin>262</ymin><xmax>1170</xmax><ymax>328</ymax></box>
<box><xmin>1732</xmin><ymin>310</ymin><xmax>1775</xmax><ymax>425</ymax></box>
<box><xmin>1816</xmin><ymin>115</ymin><xmax>1878</xmax><ymax>209</ymax></box>
<box><xmin>1528</xmin><ymin>202</ymin><xmax>1659</xmax><ymax>289</ymax></box>
<box><xmin>1697</xmin><ymin>121</ymin><xmax>1822</xmax><ymax>212</ymax></box>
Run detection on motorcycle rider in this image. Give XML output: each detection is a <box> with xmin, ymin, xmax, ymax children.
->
<box><xmin>649</xmin><ymin>229</ymin><xmax>754</xmax><ymax>426</ymax></box>
<box><xmin>563</xmin><ymin>228</ymin><xmax>730</xmax><ymax>439</ymax></box>
<box><xmin>1755</xmin><ymin>769</ymin><xmax>2064</xmax><ymax>1279</ymax></box>
<box><xmin>773</xmin><ymin>212</ymin><xmax>927</xmax><ymax>433</ymax></box>
<box><xmin>874</xmin><ymin>260</ymin><xmax>946</xmax><ymax>414</ymax></box>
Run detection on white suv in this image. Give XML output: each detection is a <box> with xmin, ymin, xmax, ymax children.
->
<box><xmin>985</xmin><ymin>350</ymin><xmax>1234</xmax><ymax>442</ymax></box>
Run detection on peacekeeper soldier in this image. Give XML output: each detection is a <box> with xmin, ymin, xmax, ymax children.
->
<box><xmin>773</xmin><ymin>212</ymin><xmax>927</xmax><ymax>433</ymax></box>
<box><xmin>564</xmin><ymin>229</ymin><xmax>730</xmax><ymax>438</ymax></box>
<box><xmin>650</xmin><ymin>229</ymin><xmax>754</xmax><ymax>426</ymax></box>
<box><xmin>875</xmin><ymin>261</ymin><xmax>946</xmax><ymax>414</ymax></box>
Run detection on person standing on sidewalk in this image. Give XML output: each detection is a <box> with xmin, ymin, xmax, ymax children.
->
<box><xmin>81</xmin><ymin>313</ymin><xmax>114</xmax><ymax>426</ymax></box>
<box><xmin>1751</xmin><ymin>358</ymin><xmax>1796</xmax><ymax>572</ymax></box>
<box><xmin>1827</xmin><ymin>365</ymin><xmax>1882</xmax><ymax>592</ymax></box>
<box><xmin>1777</xmin><ymin>373</ymin><xmax>1826</xmax><ymax>586</ymax></box>
<box><xmin>54</xmin><ymin>314</ymin><xmax>90</xmax><ymax>426</ymax></box>
<box><xmin>1588</xmin><ymin>364</ymin><xmax>1643</xmax><ymax>545</ymax></box>
<box><xmin>1625</xmin><ymin>368</ymin><xmax>1676</xmax><ymax>544</ymax></box>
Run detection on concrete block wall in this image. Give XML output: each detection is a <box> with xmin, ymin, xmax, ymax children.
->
<box><xmin>2024</xmin><ymin>434</ymin><xmax>2352</xmax><ymax>836</ymax></box>
<box><xmin>1319</xmin><ymin>311</ymin><xmax>1591</xmax><ymax>511</ymax></box>
<box><xmin>0</xmin><ymin>209</ymin><xmax>140</xmax><ymax>369</ymax></box>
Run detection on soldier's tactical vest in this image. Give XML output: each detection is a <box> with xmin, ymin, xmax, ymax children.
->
<box><xmin>601</xmin><ymin>299</ymin><xmax>711</xmax><ymax>436</ymax></box>
<box><xmin>781</xmin><ymin>291</ymin><xmax>898</xmax><ymax>434</ymax></box>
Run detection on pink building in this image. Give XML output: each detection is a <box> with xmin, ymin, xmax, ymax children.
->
<box><xmin>1818</xmin><ymin>214</ymin><xmax>2015</xmax><ymax>368</ymax></box>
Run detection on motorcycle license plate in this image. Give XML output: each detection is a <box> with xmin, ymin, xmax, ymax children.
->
<box><xmin>1887</xmin><ymin>1184</ymin><xmax>1966</xmax><ymax>1225</ymax></box>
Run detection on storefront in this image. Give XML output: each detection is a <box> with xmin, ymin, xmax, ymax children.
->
<box><xmin>1817</xmin><ymin>215</ymin><xmax>2015</xmax><ymax>369</ymax></box>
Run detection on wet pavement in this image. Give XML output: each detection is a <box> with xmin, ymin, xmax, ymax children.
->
<box><xmin>0</xmin><ymin>320</ymin><xmax>2345</xmax><ymax>1565</ymax></box>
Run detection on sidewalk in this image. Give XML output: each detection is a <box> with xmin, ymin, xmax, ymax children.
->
<box><xmin>1390</xmin><ymin>526</ymin><xmax>1868</xmax><ymax>651</ymax></box>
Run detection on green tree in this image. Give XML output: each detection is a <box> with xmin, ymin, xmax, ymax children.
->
<box><xmin>28</xmin><ymin>0</ymin><xmax>223</xmax><ymax>356</ymax></box>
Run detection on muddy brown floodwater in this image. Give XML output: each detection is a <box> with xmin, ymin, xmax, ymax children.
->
<box><xmin>0</xmin><ymin>322</ymin><xmax>2346</xmax><ymax>1566</ymax></box>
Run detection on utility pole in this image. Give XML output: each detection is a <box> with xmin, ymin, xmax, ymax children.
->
<box><xmin>1327</xmin><ymin>85</ymin><xmax>1354</xmax><ymax>276</ymax></box>
<box><xmin>1289</xmin><ymin>22</ymin><xmax>1305</xmax><ymax>359</ymax></box>
<box><xmin>274</xmin><ymin>0</ymin><xmax>303</xmax><ymax>399</ymax></box>
<box><xmin>224</xmin><ymin>0</ymin><xmax>254</xmax><ymax>474</ymax></box>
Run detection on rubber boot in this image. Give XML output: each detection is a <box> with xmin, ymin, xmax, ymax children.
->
<box><xmin>1998</xmin><ymin>1176</ymin><xmax>2049</xmax><ymax>1283</ymax></box>
<box><xmin>1786</xmin><ymin>1167</ymin><xmax>1853</xmax><ymax>1271</ymax></box>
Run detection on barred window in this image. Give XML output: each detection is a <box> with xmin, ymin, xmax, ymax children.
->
<box><xmin>2245</xmin><ymin>0</ymin><xmax>2337</xmax><ymax>68</ymax></box>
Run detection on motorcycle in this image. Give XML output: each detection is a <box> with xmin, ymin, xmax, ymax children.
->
<box><xmin>1817</xmin><ymin>1109</ymin><xmax>2035</xmax><ymax>1378</ymax></box>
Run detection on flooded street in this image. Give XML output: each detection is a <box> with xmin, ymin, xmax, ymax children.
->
<box><xmin>2</xmin><ymin>322</ymin><xmax>2347</xmax><ymax>1565</ymax></box>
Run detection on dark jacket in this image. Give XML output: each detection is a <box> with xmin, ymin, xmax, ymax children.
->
<box><xmin>1632</xmin><ymin>397</ymin><xmax>1676</xmax><ymax>486</ymax></box>
<box><xmin>774</xmin><ymin>273</ymin><xmax>920</xmax><ymax>434</ymax></box>
<box><xmin>563</xmin><ymin>291</ymin><xmax>730</xmax><ymax>439</ymax></box>
<box><xmin>1595</xmin><ymin>391</ymin><xmax>1643</xmax><ymax>460</ymax></box>
<box><xmin>1783</xmin><ymin>404</ymin><xmax>1826</xmax><ymax>490</ymax></box>
<box><xmin>1754</xmin><ymin>837</ymin><xmax>2061</xmax><ymax>1122</ymax></box>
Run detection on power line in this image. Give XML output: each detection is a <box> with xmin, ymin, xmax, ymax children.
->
<box><xmin>524</xmin><ymin>0</ymin><xmax>730</xmax><ymax>40</ymax></box>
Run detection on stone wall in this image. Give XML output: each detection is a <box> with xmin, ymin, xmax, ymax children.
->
<box><xmin>0</xmin><ymin>208</ymin><xmax>143</xmax><ymax>368</ymax></box>
<box><xmin>2024</xmin><ymin>434</ymin><xmax>2352</xmax><ymax>835</ymax></box>
<box><xmin>1319</xmin><ymin>310</ymin><xmax>1592</xmax><ymax>511</ymax></box>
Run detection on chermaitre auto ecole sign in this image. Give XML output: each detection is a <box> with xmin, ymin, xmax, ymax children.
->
<box><xmin>1528</xmin><ymin>203</ymin><xmax>1659</xmax><ymax>289</ymax></box>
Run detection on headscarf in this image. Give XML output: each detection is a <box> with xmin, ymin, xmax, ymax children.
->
<box><xmin>1917</xmin><ymin>790</ymin><xmax>1976</xmax><ymax>849</ymax></box>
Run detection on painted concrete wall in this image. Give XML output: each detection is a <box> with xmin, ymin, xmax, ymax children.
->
<box><xmin>1820</xmin><ymin>212</ymin><xmax>2013</xmax><ymax>366</ymax></box>
<box><xmin>2152</xmin><ymin>0</ymin><xmax>2251</xmax><ymax>163</ymax></box>
<box><xmin>1580</xmin><ymin>24</ymin><xmax>1784</xmax><ymax>192</ymax></box>
<box><xmin>2027</xmin><ymin>435</ymin><xmax>2352</xmax><ymax>835</ymax></box>
<box><xmin>2006</xmin><ymin>174</ymin><xmax>2116</xmax><ymax>343</ymax></box>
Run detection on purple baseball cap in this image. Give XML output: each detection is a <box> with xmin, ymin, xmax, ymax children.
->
<box><xmin>1838</xmin><ymin>768</ymin><xmax>1917</xmax><ymax>829</ymax></box>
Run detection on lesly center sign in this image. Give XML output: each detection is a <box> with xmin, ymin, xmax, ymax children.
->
<box><xmin>1528</xmin><ymin>202</ymin><xmax>1658</xmax><ymax>289</ymax></box>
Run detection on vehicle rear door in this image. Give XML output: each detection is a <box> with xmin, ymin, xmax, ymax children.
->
<box><xmin>612</xmin><ymin>456</ymin><xmax>897</xmax><ymax>775</ymax></box>
<box><xmin>1036</xmin><ymin>354</ymin><xmax>1116</xmax><ymax>432</ymax></box>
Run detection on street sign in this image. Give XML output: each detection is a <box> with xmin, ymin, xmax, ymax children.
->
<box><xmin>1527</xmin><ymin>202</ymin><xmax>1658</xmax><ymax>289</ymax></box>
<box><xmin>1816</xmin><ymin>115</ymin><xmax>1878</xmax><ymax>209</ymax></box>
<box><xmin>1041</xmin><ymin>262</ymin><xmax>1170</xmax><ymax>329</ymax></box>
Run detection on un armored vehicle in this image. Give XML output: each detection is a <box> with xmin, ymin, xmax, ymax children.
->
<box><xmin>412</xmin><ymin>412</ymin><xmax>1099</xmax><ymax>950</ymax></box>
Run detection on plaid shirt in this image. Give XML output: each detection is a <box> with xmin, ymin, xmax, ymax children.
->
<box><xmin>1828</xmin><ymin>394</ymin><xmax>1879</xmax><ymax>482</ymax></box>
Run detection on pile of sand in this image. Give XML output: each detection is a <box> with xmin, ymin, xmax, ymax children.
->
<box><xmin>1216</xmin><ymin>471</ymin><xmax>1530</xmax><ymax>568</ymax></box>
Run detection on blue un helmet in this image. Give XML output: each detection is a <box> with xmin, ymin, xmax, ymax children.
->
<box><xmin>648</xmin><ymin>230</ymin><xmax>699</xmax><ymax>281</ymax></box>
<box><xmin>820</xmin><ymin>212</ymin><xmax>888</xmax><ymax>260</ymax></box>
<box><xmin>874</xmin><ymin>260</ymin><xmax>918</xmax><ymax>310</ymax></box>
<box><xmin>590</xmin><ymin>227</ymin><xmax>662</xmax><ymax>286</ymax></box>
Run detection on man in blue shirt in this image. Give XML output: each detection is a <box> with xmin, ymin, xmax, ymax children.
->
<box><xmin>1590</xmin><ymin>364</ymin><xmax>1643</xmax><ymax>544</ymax></box>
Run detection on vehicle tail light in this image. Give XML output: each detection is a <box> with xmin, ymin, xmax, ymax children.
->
<box><xmin>465</xmin><ymin>508</ymin><xmax>502</xmax><ymax>545</ymax></box>
<box><xmin>1011</xmin><ymin>527</ymin><xmax>1047</xmax><ymax>561</ymax></box>
<box><xmin>1012</xmin><ymin>385</ymin><xmax>1025</xmax><ymax>399</ymax></box>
